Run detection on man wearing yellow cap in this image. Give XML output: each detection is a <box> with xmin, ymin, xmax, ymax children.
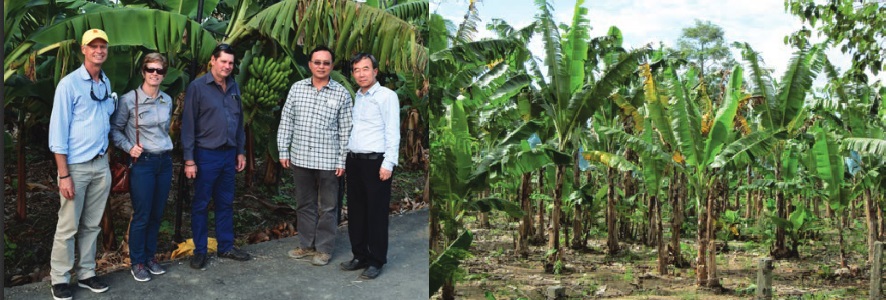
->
<box><xmin>48</xmin><ymin>28</ymin><xmax>115</xmax><ymax>300</ymax></box>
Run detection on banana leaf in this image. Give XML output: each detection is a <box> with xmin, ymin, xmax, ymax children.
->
<box><xmin>429</xmin><ymin>230</ymin><xmax>473</xmax><ymax>297</ymax></box>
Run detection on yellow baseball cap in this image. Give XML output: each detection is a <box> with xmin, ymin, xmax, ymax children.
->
<box><xmin>81</xmin><ymin>29</ymin><xmax>109</xmax><ymax>46</ymax></box>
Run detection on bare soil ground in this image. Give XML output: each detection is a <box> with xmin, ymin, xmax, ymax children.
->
<box><xmin>439</xmin><ymin>217</ymin><xmax>870</xmax><ymax>299</ymax></box>
<box><xmin>4</xmin><ymin>153</ymin><xmax>427</xmax><ymax>287</ymax></box>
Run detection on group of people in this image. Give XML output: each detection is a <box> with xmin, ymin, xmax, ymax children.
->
<box><xmin>47</xmin><ymin>29</ymin><xmax>400</xmax><ymax>300</ymax></box>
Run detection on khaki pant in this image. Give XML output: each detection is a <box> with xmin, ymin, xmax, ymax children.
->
<box><xmin>49</xmin><ymin>155</ymin><xmax>111</xmax><ymax>284</ymax></box>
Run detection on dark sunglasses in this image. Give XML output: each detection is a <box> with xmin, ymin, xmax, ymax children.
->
<box><xmin>144</xmin><ymin>67</ymin><xmax>167</xmax><ymax>75</ymax></box>
<box><xmin>311</xmin><ymin>60</ymin><xmax>332</xmax><ymax>67</ymax></box>
<box><xmin>90</xmin><ymin>75</ymin><xmax>110</xmax><ymax>102</ymax></box>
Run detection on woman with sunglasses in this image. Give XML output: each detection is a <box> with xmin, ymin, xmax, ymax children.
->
<box><xmin>110</xmin><ymin>53</ymin><xmax>174</xmax><ymax>282</ymax></box>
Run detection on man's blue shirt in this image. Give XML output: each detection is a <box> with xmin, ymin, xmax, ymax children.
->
<box><xmin>48</xmin><ymin>65</ymin><xmax>115</xmax><ymax>164</ymax></box>
<box><xmin>181</xmin><ymin>73</ymin><xmax>245</xmax><ymax>161</ymax></box>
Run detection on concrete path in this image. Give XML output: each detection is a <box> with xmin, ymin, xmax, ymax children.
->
<box><xmin>5</xmin><ymin>209</ymin><xmax>429</xmax><ymax>300</ymax></box>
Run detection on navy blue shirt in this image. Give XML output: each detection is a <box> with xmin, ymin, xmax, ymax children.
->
<box><xmin>181</xmin><ymin>73</ymin><xmax>245</xmax><ymax>161</ymax></box>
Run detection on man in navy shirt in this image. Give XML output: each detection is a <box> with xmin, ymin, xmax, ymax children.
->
<box><xmin>181</xmin><ymin>44</ymin><xmax>251</xmax><ymax>269</ymax></box>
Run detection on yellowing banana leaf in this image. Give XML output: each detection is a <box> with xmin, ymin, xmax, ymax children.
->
<box><xmin>170</xmin><ymin>238</ymin><xmax>218</xmax><ymax>259</ymax></box>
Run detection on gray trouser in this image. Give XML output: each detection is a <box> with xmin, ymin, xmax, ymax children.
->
<box><xmin>50</xmin><ymin>155</ymin><xmax>111</xmax><ymax>284</ymax></box>
<box><xmin>291</xmin><ymin>166</ymin><xmax>339</xmax><ymax>254</ymax></box>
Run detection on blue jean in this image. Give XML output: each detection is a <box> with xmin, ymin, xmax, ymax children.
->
<box><xmin>128</xmin><ymin>151</ymin><xmax>172</xmax><ymax>264</ymax></box>
<box><xmin>192</xmin><ymin>147</ymin><xmax>236</xmax><ymax>254</ymax></box>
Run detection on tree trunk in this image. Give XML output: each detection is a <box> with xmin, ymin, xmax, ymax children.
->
<box><xmin>428</xmin><ymin>176</ymin><xmax>438</xmax><ymax>251</ymax></box>
<box><xmin>16</xmin><ymin>117</ymin><xmax>26</xmax><ymax>221</ymax></box>
<box><xmin>516</xmin><ymin>173</ymin><xmax>533</xmax><ymax>257</ymax></box>
<box><xmin>839</xmin><ymin>210</ymin><xmax>848</xmax><ymax>268</ymax></box>
<box><xmin>696</xmin><ymin>183</ymin><xmax>709</xmax><ymax>287</ymax></box>
<box><xmin>879</xmin><ymin>199</ymin><xmax>886</xmax><ymax>241</ymax></box>
<box><xmin>262</xmin><ymin>152</ymin><xmax>278</xmax><ymax>185</ymax></box>
<box><xmin>441</xmin><ymin>279</ymin><xmax>455</xmax><ymax>300</ymax></box>
<box><xmin>744</xmin><ymin>166</ymin><xmax>752</xmax><ymax>219</ymax></box>
<box><xmin>571</xmin><ymin>151</ymin><xmax>585</xmax><ymax>250</ymax></box>
<box><xmin>646</xmin><ymin>194</ymin><xmax>656</xmax><ymax>246</ymax></box>
<box><xmin>534</xmin><ymin>167</ymin><xmax>546</xmax><ymax>244</ymax></box>
<box><xmin>704</xmin><ymin>178</ymin><xmax>722</xmax><ymax>288</ymax></box>
<box><xmin>654</xmin><ymin>195</ymin><xmax>667</xmax><ymax>275</ymax></box>
<box><xmin>670</xmin><ymin>174</ymin><xmax>687</xmax><ymax>268</ymax></box>
<box><xmin>772</xmin><ymin>164</ymin><xmax>791</xmax><ymax>258</ymax></box>
<box><xmin>100</xmin><ymin>200</ymin><xmax>117</xmax><ymax>252</ymax></box>
<box><xmin>865</xmin><ymin>189</ymin><xmax>879</xmax><ymax>264</ymax></box>
<box><xmin>606</xmin><ymin>167</ymin><xmax>620</xmax><ymax>255</ymax></box>
<box><xmin>734</xmin><ymin>175</ymin><xmax>741</xmax><ymax>211</ymax></box>
<box><xmin>546</xmin><ymin>165</ymin><xmax>566</xmax><ymax>271</ymax></box>
<box><xmin>244</xmin><ymin>125</ymin><xmax>255</xmax><ymax>188</ymax></box>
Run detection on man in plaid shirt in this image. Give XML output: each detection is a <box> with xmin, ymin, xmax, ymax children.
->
<box><xmin>277</xmin><ymin>46</ymin><xmax>353</xmax><ymax>266</ymax></box>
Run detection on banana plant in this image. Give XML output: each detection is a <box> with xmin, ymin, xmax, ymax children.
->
<box><xmin>429</xmin><ymin>5</ymin><xmax>531</xmax><ymax>297</ymax></box>
<box><xmin>526</xmin><ymin>0</ymin><xmax>646</xmax><ymax>266</ymax></box>
<box><xmin>732</xmin><ymin>42</ymin><xmax>826</xmax><ymax>259</ymax></box>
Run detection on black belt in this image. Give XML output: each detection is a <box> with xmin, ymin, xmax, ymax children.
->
<box><xmin>92</xmin><ymin>153</ymin><xmax>105</xmax><ymax>161</ymax></box>
<box><xmin>348</xmin><ymin>152</ymin><xmax>383</xmax><ymax>160</ymax></box>
<box><xmin>142</xmin><ymin>150</ymin><xmax>171</xmax><ymax>157</ymax></box>
<box><xmin>202</xmin><ymin>145</ymin><xmax>235</xmax><ymax>151</ymax></box>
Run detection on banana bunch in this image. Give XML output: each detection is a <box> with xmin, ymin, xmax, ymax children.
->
<box><xmin>241</xmin><ymin>55</ymin><xmax>293</xmax><ymax>109</ymax></box>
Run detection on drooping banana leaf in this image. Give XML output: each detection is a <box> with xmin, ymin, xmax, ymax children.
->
<box><xmin>842</xmin><ymin>137</ymin><xmax>886</xmax><ymax>156</ymax></box>
<box><xmin>122</xmin><ymin>0</ymin><xmax>220</xmax><ymax>19</ymax></box>
<box><xmin>233</xmin><ymin>0</ymin><xmax>425</xmax><ymax>74</ymax></box>
<box><xmin>385</xmin><ymin>0</ymin><xmax>429</xmax><ymax>23</ymax></box>
<box><xmin>8</xmin><ymin>7</ymin><xmax>218</xmax><ymax>84</ymax></box>
<box><xmin>429</xmin><ymin>230</ymin><xmax>473</xmax><ymax>297</ymax></box>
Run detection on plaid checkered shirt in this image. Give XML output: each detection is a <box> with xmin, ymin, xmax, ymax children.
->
<box><xmin>277</xmin><ymin>77</ymin><xmax>353</xmax><ymax>170</ymax></box>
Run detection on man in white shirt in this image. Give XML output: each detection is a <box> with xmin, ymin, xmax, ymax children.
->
<box><xmin>339</xmin><ymin>53</ymin><xmax>400</xmax><ymax>280</ymax></box>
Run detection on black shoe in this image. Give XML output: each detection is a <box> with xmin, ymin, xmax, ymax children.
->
<box><xmin>218</xmin><ymin>247</ymin><xmax>252</xmax><ymax>261</ymax></box>
<box><xmin>340</xmin><ymin>258</ymin><xmax>370</xmax><ymax>271</ymax></box>
<box><xmin>77</xmin><ymin>276</ymin><xmax>109</xmax><ymax>293</ymax></box>
<box><xmin>51</xmin><ymin>283</ymin><xmax>73</xmax><ymax>300</ymax></box>
<box><xmin>359</xmin><ymin>265</ymin><xmax>383</xmax><ymax>279</ymax></box>
<box><xmin>190</xmin><ymin>253</ymin><xmax>208</xmax><ymax>269</ymax></box>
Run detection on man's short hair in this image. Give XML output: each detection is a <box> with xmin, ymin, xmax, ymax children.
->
<box><xmin>309</xmin><ymin>45</ymin><xmax>335</xmax><ymax>63</ymax></box>
<box><xmin>212</xmin><ymin>43</ymin><xmax>235</xmax><ymax>59</ymax></box>
<box><xmin>349</xmin><ymin>53</ymin><xmax>378</xmax><ymax>70</ymax></box>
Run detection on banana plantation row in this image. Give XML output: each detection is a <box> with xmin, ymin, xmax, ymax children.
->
<box><xmin>429</xmin><ymin>0</ymin><xmax>885</xmax><ymax>298</ymax></box>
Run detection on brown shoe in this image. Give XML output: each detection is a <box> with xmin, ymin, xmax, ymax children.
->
<box><xmin>287</xmin><ymin>247</ymin><xmax>314</xmax><ymax>259</ymax></box>
<box><xmin>311</xmin><ymin>252</ymin><xmax>331</xmax><ymax>266</ymax></box>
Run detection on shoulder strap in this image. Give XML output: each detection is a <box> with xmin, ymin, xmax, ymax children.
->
<box><xmin>132</xmin><ymin>89</ymin><xmax>141</xmax><ymax>163</ymax></box>
<box><xmin>133</xmin><ymin>89</ymin><xmax>140</xmax><ymax>145</ymax></box>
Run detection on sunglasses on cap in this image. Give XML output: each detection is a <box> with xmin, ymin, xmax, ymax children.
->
<box><xmin>144</xmin><ymin>67</ymin><xmax>167</xmax><ymax>75</ymax></box>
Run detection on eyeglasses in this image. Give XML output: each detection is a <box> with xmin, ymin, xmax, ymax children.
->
<box><xmin>311</xmin><ymin>60</ymin><xmax>332</xmax><ymax>67</ymax></box>
<box><xmin>144</xmin><ymin>67</ymin><xmax>167</xmax><ymax>75</ymax></box>
<box><xmin>90</xmin><ymin>79</ymin><xmax>110</xmax><ymax>102</ymax></box>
